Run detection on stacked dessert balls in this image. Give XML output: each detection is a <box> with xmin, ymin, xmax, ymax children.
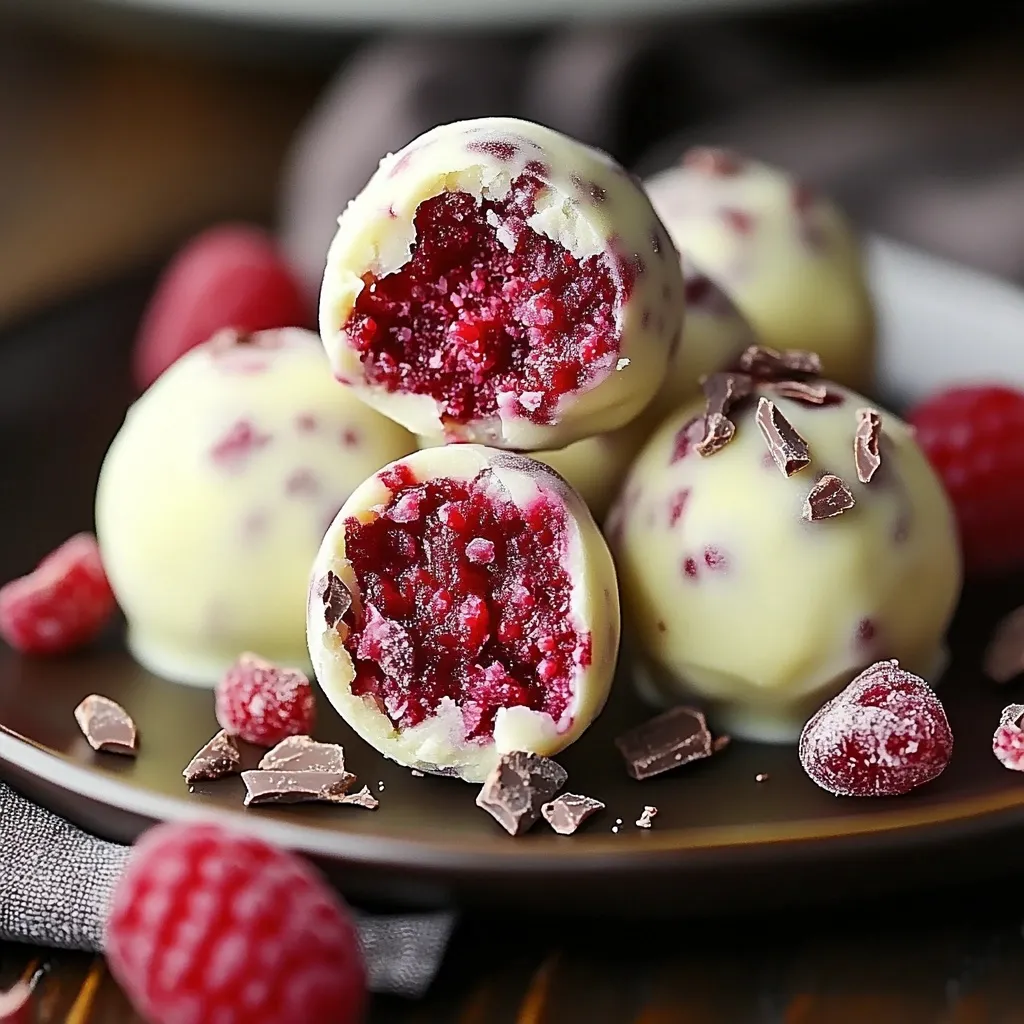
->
<box><xmin>83</xmin><ymin>117</ymin><xmax>961</xmax><ymax>788</ymax></box>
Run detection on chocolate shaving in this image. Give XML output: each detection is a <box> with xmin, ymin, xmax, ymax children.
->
<box><xmin>336</xmin><ymin>786</ymin><xmax>380</xmax><ymax>810</ymax></box>
<box><xmin>475</xmin><ymin>751</ymin><xmax>568</xmax><ymax>836</ymax></box>
<box><xmin>541</xmin><ymin>793</ymin><xmax>604</xmax><ymax>835</ymax></box>
<box><xmin>635</xmin><ymin>805</ymin><xmax>658</xmax><ymax>829</ymax></box>
<box><xmin>241</xmin><ymin>769</ymin><xmax>356</xmax><ymax>806</ymax></box>
<box><xmin>320</xmin><ymin>571</ymin><xmax>352</xmax><ymax>629</ymax></box>
<box><xmin>766</xmin><ymin>379</ymin><xmax>831</xmax><ymax>405</ymax></box>
<box><xmin>854</xmin><ymin>408</ymin><xmax>883</xmax><ymax>484</ymax></box>
<box><xmin>74</xmin><ymin>695</ymin><xmax>137</xmax><ymax>756</ymax></box>
<box><xmin>615</xmin><ymin>706</ymin><xmax>714</xmax><ymax>780</ymax></box>
<box><xmin>755</xmin><ymin>397</ymin><xmax>810</xmax><ymax>476</ymax></box>
<box><xmin>183</xmin><ymin>730</ymin><xmax>241</xmax><ymax>784</ymax></box>
<box><xmin>736</xmin><ymin>345</ymin><xmax>821</xmax><ymax>381</ymax></box>
<box><xmin>259</xmin><ymin>735</ymin><xmax>347</xmax><ymax>773</ymax></box>
<box><xmin>984</xmin><ymin>606</ymin><xmax>1024</xmax><ymax>683</ymax></box>
<box><xmin>804</xmin><ymin>474</ymin><xmax>856</xmax><ymax>520</ymax></box>
<box><xmin>695</xmin><ymin>413</ymin><xmax>735</xmax><ymax>456</ymax></box>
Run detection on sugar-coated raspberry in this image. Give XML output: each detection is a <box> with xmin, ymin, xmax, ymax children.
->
<box><xmin>0</xmin><ymin>533</ymin><xmax>116</xmax><ymax>655</ymax></box>
<box><xmin>134</xmin><ymin>224</ymin><xmax>311</xmax><ymax>390</ymax></box>
<box><xmin>799</xmin><ymin>660</ymin><xmax>953</xmax><ymax>797</ymax></box>
<box><xmin>907</xmin><ymin>385</ymin><xmax>1024</xmax><ymax>575</ymax></box>
<box><xmin>106</xmin><ymin>821</ymin><xmax>366</xmax><ymax>1024</ymax></box>
<box><xmin>992</xmin><ymin>704</ymin><xmax>1024</xmax><ymax>771</ymax></box>
<box><xmin>215</xmin><ymin>653</ymin><xmax>315</xmax><ymax>746</ymax></box>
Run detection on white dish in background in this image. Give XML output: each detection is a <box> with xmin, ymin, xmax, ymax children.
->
<box><xmin>85</xmin><ymin>0</ymin><xmax>860</xmax><ymax>29</ymax></box>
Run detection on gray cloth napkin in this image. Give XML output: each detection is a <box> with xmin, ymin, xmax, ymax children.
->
<box><xmin>0</xmin><ymin>783</ymin><xmax>453</xmax><ymax>998</ymax></box>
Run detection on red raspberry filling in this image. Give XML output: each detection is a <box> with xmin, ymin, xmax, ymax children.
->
<box><xmin>342</xmin><ymin>470</ymin><xmax>589</xmax><ymax>740</ymax></box>
<box><xmin>344</xmin><ymin>175</ymin><xmax>620</xmax><ymax>427</ymax></box>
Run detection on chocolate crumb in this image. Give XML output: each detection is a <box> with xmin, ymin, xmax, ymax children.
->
<box><xmin>615</xmin><ymin>706</ymin><xmax>714</xmax><ymax>780</ymax></box>
<box><xmin>737</xmin><ymin>345</ymin><xmax>821</xmax><ymax>381</ymax></box>
<box><xmin>766</xmin><ymin>379</ymin><xmax>831</xmax><ymax>405</ymax></box>
<box><xmin>635</xmin><ymin>805</ymin><xmax>658</xmax><ymax>829</ymax></box>
<box><xmin>74</xmin><ymin>695</ymin><xmax>137</xmax><ymax>756</ymax></box>
<box><xmin>755</xmin><ymin>397</ymin><xmax>810</xmax><ymax>476</ymax></box>
<box><xmin>475</xmin><ymin>751</ymin><xmax>568</xmax><ymax>836</ymax></box>
<box><xmin>320</xmin><ymin>570</ymin><xmax>352</xmax><ymax>629</ymax></box>
<box><xmin>755</xmin><ymin>773</ymin><xmax>770</xmax><ymax>783</ymax></box>
<box><xmin>242</xmin><ymin>769</ymin><xmax>356</xmax><ymax>806</ymax></box>
<box><xmin>259</xmin><ymin>735</ymin><xmax>347</xmax><ymax>773</ymax></box>
<box><xmin>337</xmin><ymin>786</ymin><xmax>380</xmax><ymax>810</ymax></box>
<box><xmin>712</xmin><ymin>734</ymin><xmax>732</xmax><ymax>753</ymax></box>
<box><xmin>696</xmin><ymin>412</ymin><xmax>735</xmax><ymax>457</ymax></box>
<box><xmin>541</xmin><ymin>793</ymin><xmax>605</xmax><ymax>835</ymax></box>
<box><xmin>183</xmin><ymin>730</ymin><xmax>241</xmax><ymax>784</ymax></box>
<box><xmin>854</xmin><ymin>408</ymin><xmax>883</xmax><ymax>484</ymax></box>
<box><xmin>804</xmin><ymin>474</ymin><xmax>856</xmax><ymax>520</ymax></box>
<box><xmin>985</xmin><ymin>606</ymin><xmax>1024</xmax><ymax>683</ymax></box>
<box><xmin>410</xmin><ymin>769</ymin><xmax>425</xmax><ymax>777</ymax></box>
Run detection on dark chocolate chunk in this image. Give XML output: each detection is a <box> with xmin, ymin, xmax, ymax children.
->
<box><xmin>615</xmin><ymin>706</ymin><xmax>714</xmax><ymax>780</ymax></box>
<box><xmin>984</xmin><ymin>606</ymin><xmax>1024</xmax><ymax>683</ymax></box>
<box><xmin>695</xmin><ymin>412</ymin><xmax>735</xmax><ymax>457</ymax></box>
<box><xmin>737</xmin><ymin>345</ymin><xmax>821</xmax><ymax>381</ymax></box>
<box><xmin>183</xmin><ymin>730</ymin><xmax>241</xmax><ymax>784</ymax></box>
<box><xmin>635</xmin><ymin>805</ymin><xmax>658</xmax><ymax>829</ymax></box>
<box><xmin>241</xmin><ymin>769</ymin><xmax>355</xmax><ymax>806</ymax></box>
<box><xmin>804</xmin><ymin>474</ymin><xmax>856</xmax><ymax>520</ymax></box>
<box><xmin>319</xmin><ymin>570</ymin><xmax>352</xmax><ymax>629</ymax></box>
<box><xmin>854</xmin><ymin>408</ymin><xmax>883</xmax><ymax>484</ymax></box>
<box><xmin>74</xmin><ymin>694</ymin><xmax>137</xmax><ymax>756</ymax></box>
<box><xmin>702</xmin><ymin>371</ymin><xmax>754</xmax><ymax>418</ymax></box>
<box><xmin>755</xmin><ymin>397</ymin><xmax>810</xmax><ymax>476</ymax></box>
<box><xmin>336</xmin><ymin>786</ymin><xmax>380</xmax><ymax>810</ymax></box>
<box><xmin>259</xmin><ymin>735</ymin><xmax>347</xmax><ymax>773</ymax></box>
<box><xmin>766</xmin><ymin>379</ymin><xmax>831</xmax><ymax>405</ymax></box>
<box><xmin>475</xmin><ymin>751</ymin><xmax>568</xmax><ymax>836</ymax></box>
<box><xmin>541</xmin><ymin>793</ymin><xmax>604</xmax><ymax>835</ymax></box>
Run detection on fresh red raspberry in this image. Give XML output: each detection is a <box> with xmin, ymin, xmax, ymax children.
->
<box><xmin>215</xmin><ymin>653</ymin><xmax>315</xmax><ymax>746</ymax></box>
<box><xmin>106</xmin><ymin>821</ymin><xmax>366</xmax><ymax>1024</ymax></box>
<box><xmin>134</xmin><ymin>224</ymin><xmax>311</xmax><ymax>390</ymax></box>
<box><xmin>907</xmin><ymin>385</ymin><xmax>1024</xmax><ymax>575</ymax></box>
<box><xmin>799</xmin><ymin>660</ymin><xmax>953</xmax><ymax>797</ymax></box>
<box><xmin>992</xmin><ymin>704</ymin><xmax>1024</xmax><ymax>771</ymax></box>
<box><xmin>0</xmin><ymin>533</ymin><xmax>116</xmax><ymax>655</ymax></box>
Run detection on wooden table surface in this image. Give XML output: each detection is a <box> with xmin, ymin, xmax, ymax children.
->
<box><xmin>4</xmin><ymin>11</ymin><xmax>1024</xmax><ymax>1023</ymax></box>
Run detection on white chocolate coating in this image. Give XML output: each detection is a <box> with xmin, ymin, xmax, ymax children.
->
<box><xmin>95</xmin><ymin>329</ymin><xmax>417</xmax><ymax>686</ymax></box>
<box><xmin>320</xmin><ymin>117</ymin><xmax>684</xmax><ymax>450</ymax></box>
<box><xmin>307</xmin><ymin>445</ymin><xmax>621</xmax><ymax>782</ymax></box>
<box><xmin>644</xmin><ymin>151</ymin><xmax>875</xmax><ymax>391</ymax></box>
<box><xmin>609</xmin><ymin>385</ymin><xmax>961</xmax><ymax>741</ymax></box>
<box><xmin>416</xmin><ymin>422</ymin><xmax>647</xmax><ymax>523</ymax></box>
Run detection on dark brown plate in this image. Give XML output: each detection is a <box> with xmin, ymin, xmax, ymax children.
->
<box><xmin>4</xmin><ymin>249</ymin><xmax>1024</xmax><ymax>918</ymax></box>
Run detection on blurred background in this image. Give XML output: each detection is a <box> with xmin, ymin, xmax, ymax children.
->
<box><xmin>1</xmin><ymin>0</ymin><xmax>1023</xmax><ymax>331</ymax></box>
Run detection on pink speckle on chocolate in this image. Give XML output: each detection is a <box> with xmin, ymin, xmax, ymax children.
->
<box><xmin>295</xmin><ymin>413</ymin><xmax>319</xmax><ymax>433</ymax></box>
<box><xmin>684</xmin><ymin>274</ymin><xmax>713</xmax><ymax>306</ymax></box>
<box><xmin>798</xmin><ymin>660</ymin><xmax>953</xmax><ymax>797</ymax></box>
<box><xmin>341</xmin><ymin>428</ymin><xmax>360</xmax><ymax>447</ymax></box>
<box><xmin>344</xmin><ymin>175</ymin><xmax>620</xmax><ymax>426</ymax></box>
<box><xmin>466</xmin><ymin>139</ymin><xmax>518</xmax><ymax>161</ymax></box>
<box><xmin>656</xmin><ymin>620</ymin><xmax>667</xmax><ymax>633</ymax></box>
<box><xmin>285</xmin><ymin>469</ymin><xmax>320</xmax><ymax>497</ymax></box>
<box><xmin>704</xmin><ymin>547</ymin><xmax>727</xmax><ymax>571</ymax></box>
<box><xmin>683</xmin><ymin>557</ymin><xmax>698</xmax><ymax>579</ymax></box>
<box><xmin>387</xmin><ymin>205</ymin><xmax>398</xmax><ymax>219</ymax></box>
<box><xmin>389</xmin><ymin>150</ymin><xmax>415</xmax><ymax>177</ymax></box>
<box><xmin>668</xmin><ymin>488</ymin><xmax>690</xmax><ymax>527</ymax></box>
<box><xmin>720</xmin><ymin>208</ymin><xmax>755</xmax><ymax>235</ymax></box>
<box><xmin>342</xmin><ymin>470</ymin><xmax>585</xmax><ymax>739</ymax></box>
<box><xmin>210</xmin><ymin>420</ymin><xmax>271</xmax><ymax>469</ymax></box>
<box><xmin>683</xmin><ymin>146</ymin><xmax>744</xmax><ymax>176</ymax></box>
<box><xmin>241</xmin><ymin>509</ymin><xmax>270</xmax><ymax>541</ymax></box>
<box><xmin>855</xmin><ymin>617</ymin><xmax>877</xmax><ymax>646</ymax></box>
<box><xmin>670</xmin><ymin>416</ymin><xmax>705</xmax><ymax>464</ymax></box>
<box><xmin>993</xmin><ymin>704</ymin><xmax>1024</xmax><ymax>770</ymax></box>
<box><xmin>524</xmin><ymin>159</ymin><xmax>549</xmax><ymax>178</ymax></box>
<box><xmin>641</xmin><ymin>309</ymin><xmax>651</xmax><ymax>329</ymax></box>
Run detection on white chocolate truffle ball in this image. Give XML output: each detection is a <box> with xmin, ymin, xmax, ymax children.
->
<box><xmin>307</xmin><ymin>445</ymin><xmax>620</xmax><ymax>782</ymax></box>
<box><xmin>644</xmin><ymin>148</ymin><xmax>875</xmax><ymax>391</ymax></box>
<box><xmin>96</xmin><ymin>328</ymin><xmax>417</xmax><ymax>686</ymax></box>
<box><xmin>417</xmin><ymin>422</ymin><xmax>647</xmax><ymax>523</ymax></box>
<box><xmin>319</xmin><ymin>117</ymin><xmax>684</xmax><ymax>451</ymax></box>
<box><xmin>609</xmin><ymin>369</ymin><xmax>961</xmax><ymax>742</ymax></box>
